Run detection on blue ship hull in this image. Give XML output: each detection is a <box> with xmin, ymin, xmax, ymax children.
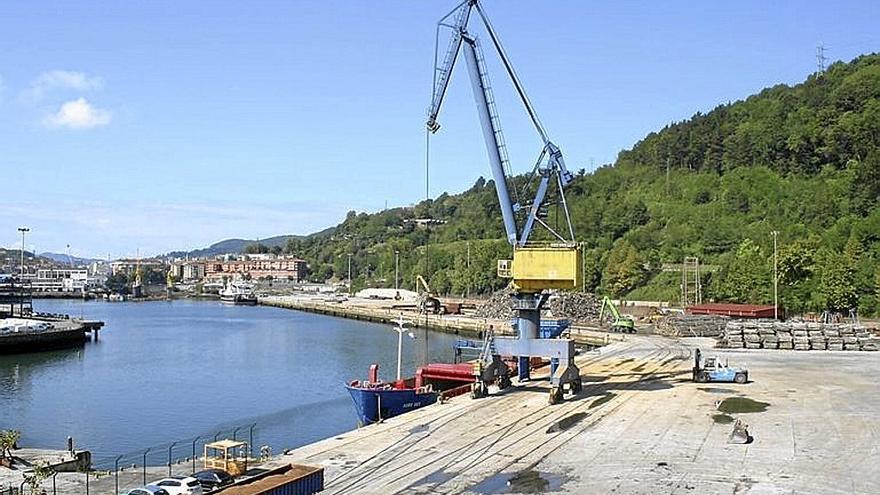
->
<box><xmin>345</xmin><ymin>384</ymin><xmax>438</xmax><ymax>425</ymax></box>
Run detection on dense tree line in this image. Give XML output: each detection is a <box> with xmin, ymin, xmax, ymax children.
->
<box><xmin>281</xmin><ymin>54</ymin><xmax>880</xmax><ymax>316</ymax></box>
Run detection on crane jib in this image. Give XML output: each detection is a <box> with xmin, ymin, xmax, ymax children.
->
<box><xmin>425</xmin><ymin>0</ymin><xmax>576</xmax><ymax>246</ymax></box>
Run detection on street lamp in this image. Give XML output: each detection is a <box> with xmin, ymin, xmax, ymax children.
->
<box><xmin>771</xmin><ymin>231</ymin><xmax>779</xmax><ymax>320</ymax></box>
<box><xmin>392</xmin><ymin>313</ymin><xmax>416</xmax><ymax>381</ymax></box>
<box><xmin>17</xmin><ymin>227</ymin><xmax>29</xmax><ymax>277</ymax></box>
<box><xmin>466</xmin><ymin>240</ymin><xmax>471</xmax><ymax>298</ymax></box>
<box><xmin>347</xmin><ymin>253</ymin><xmax>353</xmax><ymax>295</ymax></box>
<box><xmin>394</xmin><ymin>250</ymin><xmax>400</xmax><ymax>291</ymax></box>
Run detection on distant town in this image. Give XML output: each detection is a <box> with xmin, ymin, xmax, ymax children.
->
<box><xmin>0</xmin><ymin>247</ymin><xmax>309</xmax><ymax>297</ymax></box>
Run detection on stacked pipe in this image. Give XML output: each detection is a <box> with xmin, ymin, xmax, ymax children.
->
<box><xmin>720</xmin><ymin>320</ymin><xmax>879</xmax><ymax>351</ymax></box>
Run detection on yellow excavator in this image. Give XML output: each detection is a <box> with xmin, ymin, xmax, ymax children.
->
<box><xmin>416</xmin><ymin>275</ymin><xmax>442</xmax><ymax>314</ymax></box>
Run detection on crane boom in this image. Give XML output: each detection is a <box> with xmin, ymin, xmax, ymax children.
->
<box><xmin>426</xmin><ymin>0</ymin><xmax>575</xmax><ymax>247</ymax></box>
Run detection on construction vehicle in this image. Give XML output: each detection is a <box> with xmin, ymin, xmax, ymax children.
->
<box><xmin>415</xmin><ymin>275</ymin><xmax>464</xmax><ymax>315</ymax></box>
<box><xmin>692</xmin><ymin>348</ymin><xmax>749</xmax><ymax>384</ymax></box>
<box><xmin>416</xmin><ymin>275</ymin><xmax>442</xmax><ymax>314</ymax></box>
<box><xmin>599</xmin><ymin>296</ymin><xmax>636</xmax><ymax>333</ymax></box>
<box><xmin>427</xmin><ymin>0</ymin><xmax>583</xmax><ymax>404</ymax></box>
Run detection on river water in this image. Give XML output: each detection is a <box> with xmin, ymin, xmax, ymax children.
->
<box><xmin>0</xmin><ymin>299</ymin><xmax>460</xmax><ymax>466</ymax></box>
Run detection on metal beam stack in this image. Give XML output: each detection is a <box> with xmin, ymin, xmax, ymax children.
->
<box><xmin>720</xmin><ymin>320</ymin><xmax>878</xmax><ymax>351</ymax></box>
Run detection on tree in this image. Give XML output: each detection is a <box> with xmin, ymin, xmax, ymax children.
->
<box><xmin>601</xmin><ymin>240</ymin><xmax>648</xmax><ymax>297</ymax></box>
<box><xmin>816</xmin><ymin>249</ymin><xmax>859</xmax><ymax>312</ymax></box>
<box><xmin>244</xmin><ymin>243</ymin><xmax>270</xmax><ymax>254</ymax></box>
<box><xmin>0</xmin><ymin>429</ymin><xmax>20</xmax><ymax>467</ymax></box>
<box><xmin>715</xmin><ymin>239</ymin><xmax>771</xmax><ymax>304</ymax></box>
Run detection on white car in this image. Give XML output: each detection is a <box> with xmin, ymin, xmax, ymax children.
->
<box><xmin>151</xmin><ymin>477</ymin><xmax>203</xmax><ymax>495</ymax></box>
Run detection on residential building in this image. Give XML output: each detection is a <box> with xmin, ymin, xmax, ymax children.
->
<box><xmin>204</xmin><ymin>255</ymin><xmax>307</xmax><ymax>282</ymax></box>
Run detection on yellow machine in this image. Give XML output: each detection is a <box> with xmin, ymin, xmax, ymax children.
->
<box><xmin>203</xmin><ymin>439</ymin><xmax>250</xmax><ymax>476</ymax></box>
<box><xmin>500</xmin><ymin>244</ymin><xmax>582</xmax><ymax>292</ymax></box>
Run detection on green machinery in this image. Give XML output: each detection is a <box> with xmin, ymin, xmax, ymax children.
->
<box><xmin>599</xmin><ymin>296</ymin><xmax>636</xmax><ymax>334</ymax></box>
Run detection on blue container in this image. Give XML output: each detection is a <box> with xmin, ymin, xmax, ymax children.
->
<box><xmin>539</xmin><ymin>319</ymin><xmax>570</xmax><ymax>338</ymax></box>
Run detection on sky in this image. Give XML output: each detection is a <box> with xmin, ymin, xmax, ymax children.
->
<box><xmin>0</xmin><ymin>0</ymin><xmax>877</xmax><ymax>259</ymax></box>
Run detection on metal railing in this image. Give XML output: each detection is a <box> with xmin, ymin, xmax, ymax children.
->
<box><xmin>97</xmin><ymin>423</ymin><xmax>258</xmax><ymax>494</ymax></box>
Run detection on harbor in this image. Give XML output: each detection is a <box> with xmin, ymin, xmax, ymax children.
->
<box><xmin>3</xmin><ymin>0</ymin><xmax>880</xmax><ymax>493</ymax></box>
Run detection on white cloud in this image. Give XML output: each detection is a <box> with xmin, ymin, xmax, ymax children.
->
<box><xmin>44</xmin><ymin>97</ymin><xmax>111</xmax><ymax>129</ymax></box>
<box><xmin>23</xmin><ymin>70</ymin><xmax>104</xmax><ymax>101</ymax></box>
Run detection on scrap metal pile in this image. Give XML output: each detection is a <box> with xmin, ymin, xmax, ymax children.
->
<box><xmin>547</xmin><ymin>291</ymin><xmax>602</xmax><ymax>322</ymax></box>
<box><xmin>474</xmin><ymin>289</ymin><xmax>602</xmax><ymax>322</ymax></box>
<box><xmin>719</xmin><ymin>320</ymin><xmax>879</xmax><ymax>351</ymax></box>
<box><xmin>474</xmin><ymin>287</ymin><xmax>516</xmax><ymax>319</ymax></box>
<box><xmin>655</xmin><ymin>314</ymin><xmax>728</xmax><ymax>337</ymax></box>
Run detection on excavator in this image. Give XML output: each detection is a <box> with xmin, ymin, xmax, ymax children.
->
<box><xmin>599</xmin><ymin>296</ymin><xmax>637</xmax><ymax>333</ymax></box>
<box><xmin>426</xmin><ymin>0</ymin><xmax>584</xmax><ymax>404</ymax></box>
<box><xmin>416</xmin><ymin>275</ymin><xmax>442</xmax><ymax>315</ymax></box>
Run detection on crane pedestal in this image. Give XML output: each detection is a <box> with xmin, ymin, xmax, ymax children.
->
<box><xmin>490</xmin><ymin>292</ymin><xmax>582</xmax><ymax>404</ymax></box>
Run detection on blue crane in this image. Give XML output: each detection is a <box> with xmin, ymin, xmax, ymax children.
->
<box><xmin>425</xmin><ymin>0</ymin><xmax>584</xmax><ymax>404</ymax></box>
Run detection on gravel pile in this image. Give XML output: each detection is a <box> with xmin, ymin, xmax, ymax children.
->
<box><xmin>719</xmin><ymin>320</ymin><xmax>879</xmax><ymax>351</ymax></box>
<box><xmin>656</xmin><ymin>314</ymin><xmax>728</xmax><ymax>337</ymax></box>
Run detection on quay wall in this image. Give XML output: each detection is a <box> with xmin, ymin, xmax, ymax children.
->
<box><xmin>259</xmin><ymin>296</ymin><xmax>624</xmax><ymax>347</ymax></box>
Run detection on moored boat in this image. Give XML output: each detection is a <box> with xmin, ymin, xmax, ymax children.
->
<box><xmin>346</xmin><ymin>362</ymin><xmax>474</xmax><ymax>424</ymax></box>
<box><xmin>220</xmin><ymin>282</ymin><xmax>258</xmax><ymax>305</ymax></box>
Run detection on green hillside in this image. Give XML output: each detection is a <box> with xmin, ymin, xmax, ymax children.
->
<box><xmin>280</xmin><ymin>54</ymin><xmax>880</xmax><ymax>316</ymax></box>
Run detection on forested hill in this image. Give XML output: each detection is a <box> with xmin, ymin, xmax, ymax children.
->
<box><xmin>282</xmin><ymin>53</ymin><xmax>880</xmax><ymax>316</ymax></box>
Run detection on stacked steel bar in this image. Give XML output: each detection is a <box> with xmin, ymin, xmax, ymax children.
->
<box><xmin>720</xmin><ymin>320</ymin><xmax>878</xmax><ymax>351</ymax></box>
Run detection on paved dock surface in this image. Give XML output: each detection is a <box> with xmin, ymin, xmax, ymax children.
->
<box><xmin>8</xmin><ymin>334</ymin><xmax>879</xmax><ymax>494</ymax></box>
<box><xmin>270</xmin><ymin>335</ymin><xmax>880</xmax><ymax>494</ymax></box>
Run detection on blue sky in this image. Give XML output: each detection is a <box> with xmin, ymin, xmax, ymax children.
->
<box><xmin>0</xmin><ymin>0</ymin><xmax>877</xmax><ymax>259</ymax></box>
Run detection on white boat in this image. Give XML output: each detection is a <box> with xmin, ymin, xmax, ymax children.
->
<box><xmin>220</xmin><ymin>282</ymin><xmax>258</xmax><ymax>305</ymax></box>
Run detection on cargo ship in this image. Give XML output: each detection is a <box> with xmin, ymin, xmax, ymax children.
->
<box><xmin>346</xmin><ymin>362</ymin><xmax>474</xmax><ymax>424</ymax></box>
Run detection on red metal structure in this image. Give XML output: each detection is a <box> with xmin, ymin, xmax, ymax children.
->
<box><xmin>687</xmin><ymin>303</ymin><xmax>780</xmax><ymax>319</ymax></box>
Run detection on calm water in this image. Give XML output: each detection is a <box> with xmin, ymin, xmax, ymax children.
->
<box><xmin>0</xmin><ymin>299</ymin><xmax>459</xmax><ymax>466</ymax></box>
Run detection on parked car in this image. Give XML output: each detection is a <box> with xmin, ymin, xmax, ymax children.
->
<box><xmin>151</xmin><ymin>476</ymin><xmax>203</xmax><ymax>495</ymax></box>
<box><xmin>192</xmin><ymin>469</ymin><xmax>234</xmax><ymax>491</ymax></box>
<box><xmin>125</xmin><ymin>485</ymin><xmax>170</xmax><ymax>495</ymax></box>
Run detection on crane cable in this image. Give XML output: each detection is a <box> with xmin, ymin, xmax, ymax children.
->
<box><xmin>424</xmin><ymin>128</ymin><xmax>431</xmax><ymax>281</ymax></box>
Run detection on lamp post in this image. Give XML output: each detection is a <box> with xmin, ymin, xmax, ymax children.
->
<box><xmin>17</xmin><ymin>227</ymin><xmax>29</xmax><ymax>277</ymax></box>
<box><xmin>466</xmin><ymin>240</ymin><xmax>471</xmax><ymax>298</ymax></box>
<box><xmin>347</xmin><ymin>253</ymin><xmax>353</xmax><ymax>295</ymax></box>
<box><xmin>772</xmin><ymin>231</ymin><xmax>779</xmax><ymax>320</ymax></box>
<box><xmin>393</xmin><ymin>313</ymin><xmax>415</xmax><ymax>381</ymax></box>
<box><xmin>394</xmin><ymin>250</ymin><xmax>400</xmax><ymax>291</ymax></box>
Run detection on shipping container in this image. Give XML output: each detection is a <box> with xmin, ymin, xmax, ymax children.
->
<box><xmin>216</xmin><ymin>464</ymin><xmax>323</xmax><ymax>495</ymax></box>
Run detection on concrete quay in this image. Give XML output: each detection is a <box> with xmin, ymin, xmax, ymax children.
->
<box><xmin>259</xmin><ymin>295</ymin><xmax>622</xmax><ymax>348</ymax></box>
<box><xmin>11</xmin><ymin>334</ymin><xmax>880</xmax><ymax>494</ymax></box>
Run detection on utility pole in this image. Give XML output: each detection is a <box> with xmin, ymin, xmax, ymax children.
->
<box><xmin>17</xmin><ymin>227</ymin><xmax>29</xmax><ymax>278</ymax></box>
<box><xmin>347</xmin><ymin>253</ymin><xmax>353</xmax><ymax>295</ymax></box>
<box><xmin>466</xmin><ymin>240</ymin><xmax>471</xmax><ymax>298</ymax></box>
<box><xmin>394</xmin><ymin>250</ymin><xmax>400</xmax><ymax>291</ymax></box>
<box><xmin>772</xmin><ymin>231</ymin><xmax>779</xmax><ymax>320</ymax></box>
<box><xmin>666</xmin><ymin>157</ymin><xmax>671</xmax><ymax>195</ymax></box>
